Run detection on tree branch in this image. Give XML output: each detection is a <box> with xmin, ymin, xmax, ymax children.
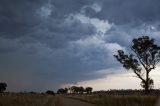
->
<box><xmin>131</xmin><ymin>47</ymin><xmax>148</xmax><ymax>72</ymax></box>
<box><xmin>133</xmin><ymin>70</ymin><xmax>146</xmax><ymax>83</ymax></box>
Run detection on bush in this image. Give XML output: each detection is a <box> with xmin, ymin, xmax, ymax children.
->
<box><xmin>0</xmin><ymin>82</ymin><xmax>7</xmax><ymax>93</ymax></box>
<box><xmin>46</xmin><ymin>90</ymin><xmax>55</xmax><ymax>95</ymax></box>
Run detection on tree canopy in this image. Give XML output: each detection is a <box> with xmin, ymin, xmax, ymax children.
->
<box><xmin>85</xmin><ymin>87</ymin><xmax>93</xmax><ymax>94</ymax></box>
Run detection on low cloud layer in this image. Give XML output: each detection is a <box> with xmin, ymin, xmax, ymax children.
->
<box><xmin>0</xmin><ymin>0</ymin><xmax>160</xmax><ymax>91</ymax></box>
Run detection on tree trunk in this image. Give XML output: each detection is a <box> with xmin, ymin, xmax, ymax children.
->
<box><xmin>145</xmin><ymin>82</ymin><xmax>149</xmax><ymax>94</ymax></box>
<box><xmin>145</xmin><ymin>71</ymin><xmax>149</xmax><ymax>94</ymax></box>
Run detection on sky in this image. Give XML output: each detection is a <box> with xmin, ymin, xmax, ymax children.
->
<box><xmin>1</xmin><ymin>0</ymin><xmax>160</xmax><ymax>92</ymax></box>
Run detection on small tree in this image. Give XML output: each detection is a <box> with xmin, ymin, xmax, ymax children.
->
<box><xmin>64</xmin><ymin>88</ymin><xmax>68</xmax><ymax>93</ymax></box>
<box><xmin>0</xmin><ymin>82</ymin><xmax>7</xmax><ymax>93</ymax></box>
<box><xmin>85</xmin><ymin>87</ymin><xmax>93</xmax><ymax>94</ymax></box>
<box><xmin>57</xmin><ymin>88</ymin><xmax>67</xmax><ymax>94</ymax></box>
<box><xmin>71</xmin><ymin>86</ymin><xmax>79</xmax><ymax>93</ymax></box>
<box><xmin>114</xmin><ymin>36</ymin><xmax>160</xmax><ymax>93</ymax></box>
<box><xmin>78</xmin><ymin>86</ymin><xmax>84</xmax><ymax>94</ymax></box>
<box><xmin>46</xmin><ymin>90</ymin><xmax>55</xmax><ymax>95</ymax></box>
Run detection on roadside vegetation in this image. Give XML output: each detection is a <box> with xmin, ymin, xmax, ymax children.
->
<box><xmin>67</xmin><ymin>94</ymin><xmax>159</xmax><ymax>106</ymax></box>
<box><xmin>0</xmin><ymin>93</ymin><xmax>60</xmax><ymax>106</ymax></box>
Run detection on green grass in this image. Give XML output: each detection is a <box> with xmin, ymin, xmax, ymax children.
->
<box><xmin>0</xmin><ymin>93</ymin><xmax>60</xmax><ymax>106</ymax></box>
<box><xmin>67</xmin><ymin>94</ymin><xmax>160</xmax><ymax>106</ymax></box>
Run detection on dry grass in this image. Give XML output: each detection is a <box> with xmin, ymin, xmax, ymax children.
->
<box><xmin>0</xmin><ymin>93</ymin><xmax>59</xmax><ymax>106</ymax></box>
<box><xmin>67</xmin><ymin>94</ymin><xmax>160</xmax><ymax>106</ymax></box>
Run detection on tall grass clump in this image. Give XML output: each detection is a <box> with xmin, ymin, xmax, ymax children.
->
<box><xmin>0</xmin><ymin>93</ymin><xmax>58</xmax><ymax>106</ymax></box>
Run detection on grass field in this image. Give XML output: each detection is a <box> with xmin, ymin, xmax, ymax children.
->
<box><xmin>1</xmin><ymin>93</ymin><xmax>160</xmax><ymax>106</ymax></box>
<box><xmin>0</xmin><ymin>93</ymin><xmax>60</xmax><ymax>106</ymax></box>
<box><xmin>67</xmin><ymin>94</ymin><xmax>160</xmax><ymax>106</ymax></box>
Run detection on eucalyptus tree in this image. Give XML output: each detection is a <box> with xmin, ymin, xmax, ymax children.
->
<box><xmin>114</xmin><ymin>36</ymin><xmax>160</xmax><ymax>93</ymax></box>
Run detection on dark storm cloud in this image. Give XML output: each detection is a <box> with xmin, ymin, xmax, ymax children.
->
<box><xmin>0</xmin><ymin>0</ymin><xmax>48</xmax><ymax>38</ymax></box>
<box><xmin>0</xmin><ymin>0</ymin><xmax>160</xmax><ymax>91</ymax></box>
<box><xmin>91</xmin><ymin>0</ymin><xmax>160</xmax><ymax>25</ymax></box>
<box><xmin>0</xmin><ymin>0</ymin><xmax>99</xmax><ymax>91</ymax></box>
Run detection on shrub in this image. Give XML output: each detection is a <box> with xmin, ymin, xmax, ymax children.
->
<box><xmin>46</xmin><ymin>90</ymin><xmax>55</xmax><ymax>95</ymax></box>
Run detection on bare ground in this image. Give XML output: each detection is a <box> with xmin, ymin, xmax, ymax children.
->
<box><xmin>59</xmin><ymin>97</ymin><xmax>97</xmax><ymax>106</ymax></box>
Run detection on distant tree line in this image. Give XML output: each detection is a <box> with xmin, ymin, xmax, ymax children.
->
<box><xmin>93</xmin><ymin>89</ymin><xmax>160</xmax><ymax>95</ymax></box>
<box><xmin>57</xmin><ymin>86</ymin><xmax>93</xmax><ymax>94</ymax></box>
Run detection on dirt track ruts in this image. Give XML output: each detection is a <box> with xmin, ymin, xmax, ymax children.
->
<box><xmin>59</xmin><ymin>97</ymin><xmax>97</xmax><ymax>106</ymax></box>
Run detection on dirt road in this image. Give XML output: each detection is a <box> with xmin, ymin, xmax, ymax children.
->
<box><xmin>59</xmin><ymin>97</ymin><xmax>97</xmax><ymax>106</ymax></box>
